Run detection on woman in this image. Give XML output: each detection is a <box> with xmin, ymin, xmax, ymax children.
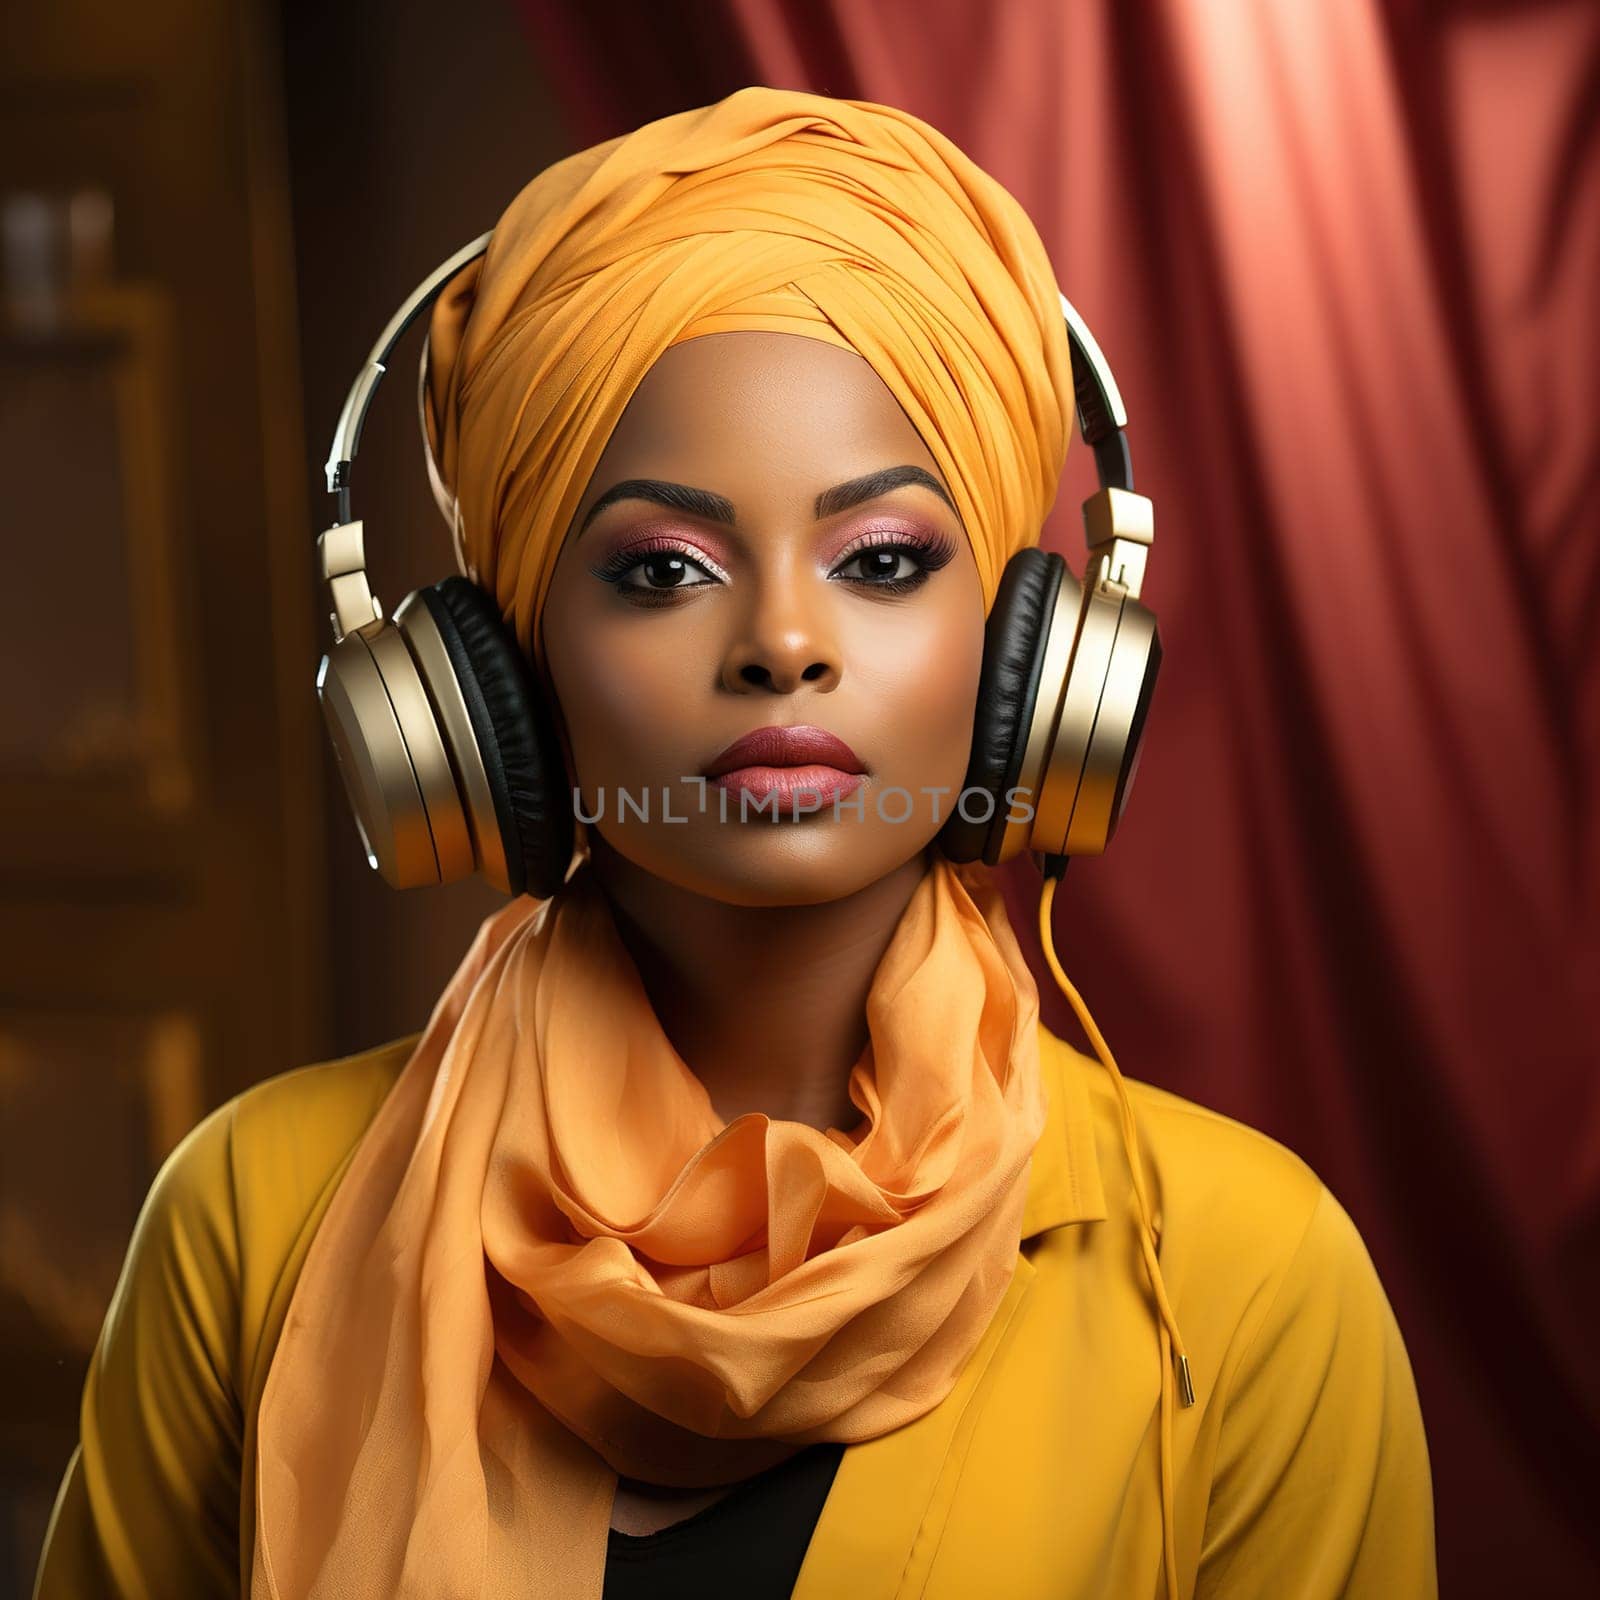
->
<box><xmin>33</xmin><ymin>88</ymin><xmax>1436</xmax><ymax>1600</ymax></box>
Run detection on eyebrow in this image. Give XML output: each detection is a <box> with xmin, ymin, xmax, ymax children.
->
<box><xmin>579</xmin><ymin>477</ymin><xmax>736</xmax><ymax>533</ymax></box>
<box><xmin>576</xmin><ymin>464</ymin><xmax>958</xmax><ymax>536</ymax></box>
<box><xmin>816</xmin><ymin>465</ymin><xmax>958</xmax><ymax>520</ymax></box>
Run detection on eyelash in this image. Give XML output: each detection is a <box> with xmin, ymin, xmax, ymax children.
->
<box><xmin>589</xmin><ymin>528</ymin><xmax>958</xmax><ymax>604</ymax></box>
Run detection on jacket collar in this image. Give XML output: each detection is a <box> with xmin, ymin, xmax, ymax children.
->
<box><xmin>1020</xmin><ymin>1025</ymin><xmax>1108</xmax><ymax>1238</ymax></box>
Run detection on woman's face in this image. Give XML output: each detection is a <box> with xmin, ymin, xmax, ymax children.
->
<box><xmin>540</xmin><ymin>330</ymin><xmax>986</xmax><ymax>907</ymax></box>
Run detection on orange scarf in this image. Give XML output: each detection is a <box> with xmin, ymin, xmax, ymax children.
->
<box><xmin>251</xmin><ymin>850</ymin><xmax>1048</xmax><ymax>1598</ymax></box>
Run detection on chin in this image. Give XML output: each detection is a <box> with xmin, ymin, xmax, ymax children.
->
<box><xmin>599</xmin><ymin>823</ymin><xmax>934</xmax><ymax>908</ymax></box>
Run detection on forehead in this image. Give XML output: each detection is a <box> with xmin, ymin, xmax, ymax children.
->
<box><xmin>588</xmin><ymin>330</ymin><xmax>941</xmax><ymax>484</ymax></box>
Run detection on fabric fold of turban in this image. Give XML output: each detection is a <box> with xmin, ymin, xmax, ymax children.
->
<box><xmin>418</xmin><ymin>84</ymin><xmax>1076</xmax><ymax>679</ymax></box>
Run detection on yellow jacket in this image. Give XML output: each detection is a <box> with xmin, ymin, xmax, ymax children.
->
<box><xmin>33</xmin><ymin>1025</ymin><xmax>1436</xmax><ymax>1598</ymax></box>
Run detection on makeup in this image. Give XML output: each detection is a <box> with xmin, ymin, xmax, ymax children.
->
<box><xmin>704</xmin><ymin>724</ymin><xmax>867</xmax><ymax>808</ymax></box>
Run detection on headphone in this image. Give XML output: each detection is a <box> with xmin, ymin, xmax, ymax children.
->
<box><xmin>315</xmin><ymin>232</ymin><xmax>1160</xmax><ymax>899</ymax></box>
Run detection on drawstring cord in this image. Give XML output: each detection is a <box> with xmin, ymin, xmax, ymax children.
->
<box><xmin>1037</xmin><ymin>865</ymin><xmax>1194</xmax><ymax>1600</ymax></box>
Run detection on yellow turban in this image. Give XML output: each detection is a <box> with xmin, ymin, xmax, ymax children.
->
<box><xmin>421</xmin><ymin>85</ymin><xmax>1075</xmax><ymax>678</ymax></box>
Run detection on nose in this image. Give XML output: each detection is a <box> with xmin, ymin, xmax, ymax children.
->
<box><xmin>718</xmin><ymin>559</ymin><xmax>842</xmax><ymax>695</ymax></box>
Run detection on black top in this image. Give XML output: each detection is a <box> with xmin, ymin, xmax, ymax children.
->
<box><xmin>602</xmin><ymin>1442</ymin><xmax>847</xmax><ymax>1599</ymax></box>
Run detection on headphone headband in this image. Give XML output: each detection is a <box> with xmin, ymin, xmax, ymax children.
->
<box><xmin>323</xmin><ymin>232</ymin><xmax>1137</xmax><ymax>529</ymax></box>
<box><xmin>324</xmin><ymin>231</ymin><xmax>493</xmax><ymax>522</ymax></box>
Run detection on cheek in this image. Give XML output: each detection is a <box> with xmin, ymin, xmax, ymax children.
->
<box><xmin>545</xmin><ymin>603</ymin><xmax>704</xmax><ymax>784</ymax></box>
<box><xmin>844</xmin><ymin>601</ymin><xmax>985</xmax><ymax>776</ymax></box>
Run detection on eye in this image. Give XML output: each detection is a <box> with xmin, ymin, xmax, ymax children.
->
<box><xmin>590</xmin><ymin>539</ymin><xmax>725</xmax><ymax>600</ymax></box>
<box><xmin>830</xmin><ymin>529</ymin><xmax>957</xmax><ymax>595</ymax></box>
<box><xmin>834</xmin><ymin>547</ymin><xmax>927</xmax><ymax>586</ymax></box>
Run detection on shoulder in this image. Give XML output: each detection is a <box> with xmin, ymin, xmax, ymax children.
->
<box><xmin>223</xmin><ymin>1032</ymin><xmax>419</xmax><ymax>1203</ymax></box>
<box><xmin>146</xmin><ymin>1031</ymin><xmax>419</xmax><ymax>1249</ymax></box>
<box><xmin>1036</xmin><ymin>1027</ymin><xmax>1395</xmax><ymax>1394</ymax></box>
<box><xmin>127</xmin><ymin>1032</ymin><xmax>422</xmax><ymax>1384</ymax></box>
<box><xmin>213</xmin><ymin>1035</ymin><xmax>422</xmax><ymax>1336</ymax></box>
<box><xmin>33</xmin><ymin>1034</ymin><xmax>425</xmax><ymax>1600</ymax></box>
<box><xmin>1039</xmin><ymin>1023</ymin><xmax>1326</xmax><ymax>1253</ymax></box>
<box><xmin>1039</xmin><ymin>1035</ymin><xmax>1436</xmax><ymax>1588</ymax></box>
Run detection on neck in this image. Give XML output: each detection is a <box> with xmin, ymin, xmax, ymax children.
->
<box><xmin>586</xmin><ymin>837</ymin><xmax>935</xmax><ymax>1135</ymax></box>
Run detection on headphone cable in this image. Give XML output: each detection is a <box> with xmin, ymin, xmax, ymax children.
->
<box><xmin>1037</xmin><ymin>866</ymin><xmax>1194</xmax><ymax>1600</ymax></box>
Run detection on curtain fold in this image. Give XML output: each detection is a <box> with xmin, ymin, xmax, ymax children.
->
<box><xmin>511</xmin><ymin>2</ymin><xmax>1600</xmax><ymax>1590</ymax></box>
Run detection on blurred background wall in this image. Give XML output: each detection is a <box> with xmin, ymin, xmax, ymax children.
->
<box><xmin>2</xmin><ymin>0</ymin><xmax>1595</xmax><ymax>1595</ymax></box>
<box><xmin>0</xmin><ymin>0</ymin><xmax>322</xmax><ymax>1584</ymax></box>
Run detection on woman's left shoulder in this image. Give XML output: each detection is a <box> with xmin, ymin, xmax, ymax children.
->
<box><xmin>1035</xmin><ymin>1027</ymin><xmax>1389</xmax><ymax>1347</ymax></box>
<box><xmin>1036</xmin><ymin>1032</ymin><xmax>1436</xmax><ymax>1590</ymax></box>
<box><xmin>1040</xmin><ymin>1027</ymin><xmax>1326</xmax><ymax>1245</ymax></box>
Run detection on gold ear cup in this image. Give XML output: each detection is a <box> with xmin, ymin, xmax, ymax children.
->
<box><xmin>996</xmin><ymin>577</ymin><xmax>1157</xmax><ymax>862</ymax></box>
<box><xmin>393</xmin><ymin>593</ymin><xmax>514</xmax><ymax>897</ymax></box>
<box><xmin>1064</xmin><ymin>598</ymin><xmax>1159</xmax><ymax>854</ymax></box>
<box><xmin>1034</xmin><ymin>578</ymin><xmax>1123</xmax><ymax>857</ymax></box>
<box><xmin>315</xmin><ymin>620</ymin><xmax>475</xmax><ymax>889</ymax></box>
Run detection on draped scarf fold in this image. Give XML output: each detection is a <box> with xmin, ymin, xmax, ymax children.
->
<box><xmin>251</xmin><ymin>851</ymin><xmax>1047</xmax><ymax>1599</ymax></box>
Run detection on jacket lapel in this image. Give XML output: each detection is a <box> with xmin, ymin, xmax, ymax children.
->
<box><xmin>1019</xmin><ymin>1025</ymin><xmax>1108</xmax><ymax>1239</ymax></box>
<box><xmin>791</xmin><ymin>1027</ymin><xmax>1106</xmax><ymax>1600</ymax></box>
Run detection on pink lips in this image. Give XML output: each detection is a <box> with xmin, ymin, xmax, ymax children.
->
<box><xmin>703</xmin><ymin>724</ymin><xmax>867</xmax><ymax>807</ymax></box>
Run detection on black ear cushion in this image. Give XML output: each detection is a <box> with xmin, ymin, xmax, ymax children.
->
<box><xmin>417</xmin><ymin>578</ymin><xmax>573</xmax><ymax>898</ymax></box>
<box><xmin>938</xmin><ymin>547</ymin><xmax>1065</xmax><ymax>865</ymax></box>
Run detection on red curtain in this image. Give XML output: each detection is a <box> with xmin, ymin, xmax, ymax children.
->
<box><xmin>514</xmin><ymin>1</ymin><xmax>1600</xmax><ymax>1591</ymax></box>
